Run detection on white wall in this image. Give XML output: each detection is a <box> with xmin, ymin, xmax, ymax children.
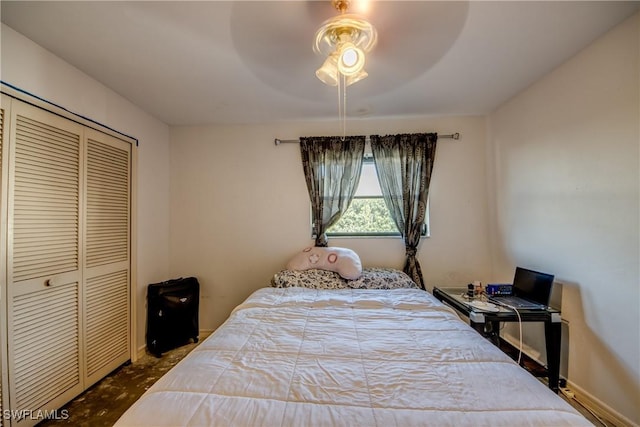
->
<box><xmin>169</xmin><ymin>115</ymin><xmax>492</xmax><ymax>331</ymax></box>
<box><xmin>487</xmin><ymin>13</ymin><xmax>639</xmax><ymax>424</ymax></box>
<box><xmin>1</xmin><ymin>24</ymin><xmax>172</xmax><ymax>353</ymax></box>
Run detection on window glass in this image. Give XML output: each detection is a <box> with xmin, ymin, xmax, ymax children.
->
<box><xmin>326</xmin><ymin>159</ymin><xmax>429</xmax><ymax>237</ymax></box>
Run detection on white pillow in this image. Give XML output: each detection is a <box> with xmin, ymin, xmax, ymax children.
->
<box><xmin>286</xmin><ymin>247</ymin><xmax>363</xmax><ymax>280</ymax></box>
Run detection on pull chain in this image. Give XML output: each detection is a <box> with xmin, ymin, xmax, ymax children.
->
<box><xmin>337</xmin><ymin>73</ymin><xmax>347</xmax><ymax>140</ymax></box>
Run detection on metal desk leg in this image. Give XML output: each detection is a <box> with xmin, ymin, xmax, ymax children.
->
<box><xmin>487</xmin><ymin>320</ymin><xmax>501</xmax><ymax>347</ymax></box>
<box><xmin>469</xmin><ymin>313</ymin><xmax>501</xmax><ymax>347</ymax></box>
<box><xmin>545</xmin><ymin>314</ymin><xmax>562</xmax><ymax>393</ymax></box>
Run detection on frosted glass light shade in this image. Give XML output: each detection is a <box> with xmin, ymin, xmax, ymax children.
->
<box><xmin>337</xmin><ymin>42</ymin><xmax>365</xmax><ymax>76</ymax></box>
<box><xmin>346</xmin><ymin>69</ymin><xmax>368</xmax><ymax>86</ymax></box>
<box><xmin>315</xmin><ymin>52</ymin><xmax>339</xmax><ymax>86</ymax></box>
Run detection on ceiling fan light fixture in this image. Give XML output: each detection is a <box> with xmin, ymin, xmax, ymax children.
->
<box><xmin>313</xmin><ymin>0</ymin><xmax>377</xmax><ymax>138</ymax></box>
<box><xmin>313</xmin><ymin>4</ymin><xmax>377</xmax><ymax>85</ymax></box>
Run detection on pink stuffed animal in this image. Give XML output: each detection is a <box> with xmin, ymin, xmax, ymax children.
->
<box><xmin>286</xmin><ymin>247</ymin><xmax>363</xmax><ymax>280</ymax></box>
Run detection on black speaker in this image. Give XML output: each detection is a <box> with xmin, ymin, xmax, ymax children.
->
<box><xmin>146</xmin><ymin>277</ymin><xmax>199</xmax><ymax>357</ymax></box>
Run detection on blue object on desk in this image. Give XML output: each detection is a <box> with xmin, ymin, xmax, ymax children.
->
<box><xmin>486</xmin><ymin>283</ymin><xmax>513</xmax><ymax>295</ymax></box>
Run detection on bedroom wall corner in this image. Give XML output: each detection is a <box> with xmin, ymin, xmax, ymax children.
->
<box><xmin>1</xmin><ymin>23</ymin><xmax>173</xmax><ymax>355</ymax></box>
<box><xmin>486</xmin><ymin>12</ymin><xmax>640</xmax><ymax>425</ymax></box>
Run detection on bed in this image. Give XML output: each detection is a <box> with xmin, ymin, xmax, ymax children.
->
<box><xmin>116</xmin><ymin>268</ymin><xmax>590</xmax><ymax>426</ymax></box>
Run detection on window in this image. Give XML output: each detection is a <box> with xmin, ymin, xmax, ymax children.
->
<box><xmin>326</xmin><ymin>156</ymin><xmax>429</xmax><ymax>237</ymax></box>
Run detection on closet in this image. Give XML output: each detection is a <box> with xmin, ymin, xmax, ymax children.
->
<box><xmin>0</xmin><ymin>92</ymin><xmax>134</xmax><ymax>426</ymax></box>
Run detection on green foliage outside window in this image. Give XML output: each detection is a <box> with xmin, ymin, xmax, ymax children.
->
<box><xmin>327</xmin><ymin>197</ymin><xmax>399</xmax><ymax>235</ymax></box>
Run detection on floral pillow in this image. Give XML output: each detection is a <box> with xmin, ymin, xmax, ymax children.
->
<box><xmin>271</xmin><ymin>269</ymin><xmax>350</xmax><ymax>289</ymax></box>
<box><xmin>271</xmin><ymin>268</ymin><xmax>418</xmax><ymax>290</ymax></box>
<box><xmin>348</xmin><ymin>268</ymin><xmax>419</xmax><ymax>289</ymax></box>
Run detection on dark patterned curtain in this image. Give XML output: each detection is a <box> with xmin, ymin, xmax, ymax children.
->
<box><xmin>300</xmin><ymin>136</ymin><xmax>365</xmax><ymax>246</ymax></box>
<box><xmin>370</xmin><ymin>133</ymin><xmax>438</xmax><ymax>289</ymax></box>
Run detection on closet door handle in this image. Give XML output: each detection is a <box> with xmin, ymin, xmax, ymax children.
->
<box><xmin>45</xmin><ymin>277</ymin><xmax>61</xmax><ymax>287</ymax></box>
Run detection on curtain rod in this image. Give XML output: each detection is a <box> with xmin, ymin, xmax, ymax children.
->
<box><xmin>274</xmin><ymin>133</ymin><xmax>460</xmax><ymax>145</ymax></box>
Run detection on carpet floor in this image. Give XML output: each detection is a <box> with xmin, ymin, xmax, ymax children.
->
<box><xmin>38</xmin><ymin>343</ymin><xmax>199</xmax><ymax>427</ymax></box>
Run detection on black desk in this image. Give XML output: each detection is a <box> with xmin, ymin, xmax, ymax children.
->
<box><xmin>432</xmin><ymin>286</ymin><xmax>561</xmax><ymax>393</ymax></box>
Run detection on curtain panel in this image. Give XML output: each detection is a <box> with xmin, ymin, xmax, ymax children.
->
<box><xmin>370</xmin><ymin>133</ymin><xmax>438</xmax><ymax>289</ymax></box>
<box><xmin>299</xmin><ymin>136</ymin><xmax>365</xmax><ymax>247</ymax></box>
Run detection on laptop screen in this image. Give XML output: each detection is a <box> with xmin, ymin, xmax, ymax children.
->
<box><xmin>513</xmin><ymin>267</ymin><xmax>554</xmax><ymax>305</ymax></box>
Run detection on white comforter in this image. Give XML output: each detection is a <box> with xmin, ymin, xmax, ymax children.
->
<box><xmin>116</xmin><ymin>287</ymin><xmax>590</xmax><ymax>426</ymax></box>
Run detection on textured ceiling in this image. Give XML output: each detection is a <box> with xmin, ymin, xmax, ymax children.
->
<box><xmin>2</xmin><ymin>1</ymin><xmax>638</xmax><ymax>126</ymax></box>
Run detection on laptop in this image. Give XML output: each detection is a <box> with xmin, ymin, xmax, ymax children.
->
<box><xmin>488</xmin><ymin>267</ymin><xmax>554</xmax><ymax>310</ymax></box>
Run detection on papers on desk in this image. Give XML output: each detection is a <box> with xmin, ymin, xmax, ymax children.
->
<box><xmin>468</xmin><ymin>300</ymin><xmax>501</xmax><ymax>312</ymax></box>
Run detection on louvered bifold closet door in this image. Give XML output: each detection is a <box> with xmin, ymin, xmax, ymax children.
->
<box><xmin>0</xmin><ymin>95</ymin><xmax>10</xmax><ymax>427</ymax></box>
<box><xmin>83</xmin><ymin>129</ymin><xmax>130</xmax><ymax>387</ymax></box>
<box><xmin>6</xmin><ymin>101</ymin><xmax>83</xmax><ymax>426</ymax></box>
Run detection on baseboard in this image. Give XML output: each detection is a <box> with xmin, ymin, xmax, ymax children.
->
<box><xmin>136</xmin><ymin>329</ymin><xmax>213</xmax><ymax>360</ymax></box>
<box><xmin>137</xmin><ymin>345</ymin><xmax>146</xmax><ymax>360</ymax></box>
<box><xmin>502</xmin><ymin>333</ymin><xmax>636</xmax><ymax>426</ymax></box>
<box><xmin>565</xmin><ymin>380</ymin><xmax>639</xmax><ymax>427</ymax></box>
<box><xmin>502</xmin><ymin>333</ymin><xmax>543</xmax><ymax>363</ymax></box>
<box><xmin>199</xmin><ymin>330</ymin><xmax>214</xmax><ymax>339</ymax></box>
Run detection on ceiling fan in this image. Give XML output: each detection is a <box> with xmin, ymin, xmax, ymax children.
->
<box><xmin>229</xmin><ymin>1</ymin><xmax>468</xmax><ymax>116</ymax></box>
<box><xmin>313</xmin><ymin>0</ymin><xmax>378</xmax><ymax>87</ymax></box>
<box><xmin>313</xmin><ymin>0</ymin><xmax>381</xmax><ymax>136</ymax></box>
